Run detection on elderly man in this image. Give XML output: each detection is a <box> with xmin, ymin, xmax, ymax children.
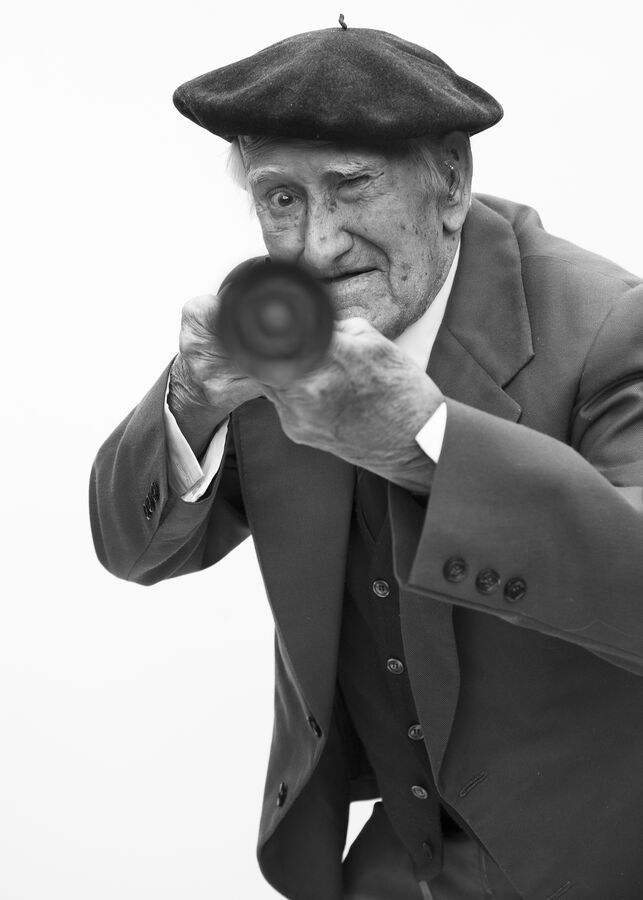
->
<box><xmin>90</xmin><ymin>24</ymin><xmax>643</xmax><ymax>900</ymax></box>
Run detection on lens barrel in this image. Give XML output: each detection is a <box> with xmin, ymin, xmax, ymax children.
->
<box><xmin>217</xmin><ymin>260</ymin><xmax>334</xmax><ymax>387</ymax></box>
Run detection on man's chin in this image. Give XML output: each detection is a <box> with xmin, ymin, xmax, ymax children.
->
<box><xmin>327</xmin><ymin>275</ymin><xmax>403</xmax><ymax>338</ymax></box>
<box><xmin>334</xmin><ymin>306</ymin><xmax>369</xmax><ymax>321</ymax></box>
<box><xmin>334</xmin><ymin>305</ymin><xmax>399</xmax><ymax>339</ymax></box>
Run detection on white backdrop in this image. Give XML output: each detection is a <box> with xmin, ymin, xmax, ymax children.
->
<box><xmin>2</xmin><ymin>2</ymin><xmax>642</xmax><ymax>898</ymax></box>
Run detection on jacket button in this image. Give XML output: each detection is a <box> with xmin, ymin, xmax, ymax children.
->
<box><xmin>386</xmin><ymin>658</ymin><xmax>405</xmax><ymax>675</ymax></box>
<box><xmin>443</xmin><ymin>557</ymin><xmax>467</xmax><ymax>583</ymax></box>
<box><xmin>421</xmin><ymin>840</ymin><xmax>434</xmax><ymax>859</ymax></box>
<box><xmin>504</xmin><ymin>577</ymin><xmax>527</xmax><ymax>603</ymax></box>
<box><xmin>307</xmin><ymin>715</ymin><xmax>322</xmax><ymax>738</ymax></box>
<box><xmin>408</xmin><ymin>724</ymin><xmax>424</xmax><ymax>742</ymax></box>
<box><xmin>411</xmin><ymin>785</ymin><xmax>429</xmax><ymax>800</ymax></box>
<box><xmin>475</xmin><ymin>568</ymin><xmax>500</xmax><ymax>595</ymax></box>
<box><xmin>142</xmin><ymin>500</ymin><xmax>152</xmax><ymax>520</ymax></box>
<box><xmin>276</xmin><ymin>781</ymin><xmax>288</xmax><ymax>807</ymax></box>
<box><xmin>372</xmin><ymin>579</ymin><xmax>390</xmax><ymax>598</ymax></box>
<box><xmin>150</xmin><ymin>481</ymin><xmax>160</xmax><ymax>502</ymax></box>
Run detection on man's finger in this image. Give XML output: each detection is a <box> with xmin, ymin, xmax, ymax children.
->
<box><xmin>260</xmin><ymin>384</ymin><xmax>279</xmax><ymax>404</ymax></box>
<box><xmin>334</xmin><ymin>316</ymin><xmax>377</xmax><ymax>335</ymax></box>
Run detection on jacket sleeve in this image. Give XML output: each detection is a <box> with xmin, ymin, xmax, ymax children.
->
<box><xmin>390</xmin><ymin>286</ymin><xmax>643</xmax><ymax>676</ymax></box>
<box><xmin>89</xmin><ymin>361</ymin><xmax>250</xmax><ymax>586</ymax></box>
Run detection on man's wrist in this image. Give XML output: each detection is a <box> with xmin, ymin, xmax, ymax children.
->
<box><xmin>366</xmin><ymin>389</ymin><xmax>441</xmax><ymax>494</ymax></box>
<box><xmin>383</xmin><ymin>385</ymin><xmax>444</xmax><ymax>494</ymax></box>
<box><xmin>415</xmin><ymin>401</ymin><xmax>447</xmax><ymax>463</ymax></box>
<box><xmin>168</xmin><ymin>356</ymin><xmax>234</xmax><ymax>457</ymax></box>
<box><xmin>387</xmin><ymin>449</ymin><xmax>436</xmax><ymax>494</ymax></box>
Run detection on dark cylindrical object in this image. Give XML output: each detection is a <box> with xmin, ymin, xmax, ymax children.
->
<box><xmin>217</xmin><ymin>260</ymin><xmax>334</xmax><ymax>387</ymax></box>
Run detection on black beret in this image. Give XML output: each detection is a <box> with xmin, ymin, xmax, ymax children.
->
<box><xmin>173</xmin><ymin>26</ymin><xmax>503</xmax><ymax>143</ymax></box>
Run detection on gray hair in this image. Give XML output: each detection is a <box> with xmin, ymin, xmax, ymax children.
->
<box><xmin>226</xmin><ymin>134</ymin><xmax>456</xmax><ymax>200</ymax></box>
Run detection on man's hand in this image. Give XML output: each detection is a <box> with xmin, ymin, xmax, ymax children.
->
<box><xmin>169</xmin><ymin>293</ymin><xmax>264</xmax><ymax>455</ymax></box>
<box><xmin>262</xmin><ymin>317</ymin><xmax>444</xmax><ymax>493</ymax></box>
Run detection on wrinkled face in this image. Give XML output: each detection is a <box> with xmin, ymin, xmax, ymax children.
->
<box><xmin>242</xmin><ymin>139</ymin><xmax>453</xmax><ymax>339</ymax></box>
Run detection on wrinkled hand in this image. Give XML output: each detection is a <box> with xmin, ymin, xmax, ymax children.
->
<box><xmin>261</xmin><ymin>317</ymin><xmax>444</xmax><ymax>493</ymax></box>
<box><xmin>168</xmin><ymin>293</ymin><xmax>265</xmax><ymax>456</ymax></box>
<box><xmin>173</xmin><ymin>293</ymin><xmax>264</xmax><ymax>411</ymax></box>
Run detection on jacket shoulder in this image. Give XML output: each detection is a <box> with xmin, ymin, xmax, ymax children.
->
<box><xmin>473</xmin><ymin>193</ymin><xmax>643</xmax><ymax>345</ymax></box>
<box><xmin>474</xmin><ymin>193</ymin><xmax>642</xmax><ymax>292</ymax></box>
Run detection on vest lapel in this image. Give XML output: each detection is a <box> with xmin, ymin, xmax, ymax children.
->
<box><xmin>233</xmin><ymin>398</ymin><xmax>355</xmax><ymax>733</ymax></box>
<box><xmin>400</xmin><ymin>197</ymin><xmax>535</xmax><ymax>781</ymax></box>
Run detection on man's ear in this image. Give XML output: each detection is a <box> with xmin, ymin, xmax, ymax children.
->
<box><xmin>439</xmin><ymin>131</ymin><xmax>473</xmax><ymax>234</ymax></box>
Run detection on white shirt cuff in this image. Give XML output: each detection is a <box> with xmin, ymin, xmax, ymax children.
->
<box><xmin>415</xmin><ymin>401</ymin><xmax>447</xmax><ymax>463</ymax></box>
<box><xmin>163</xmin><ymin>374</ymin><xmax>229</xmax><ymax>502</ymax></box>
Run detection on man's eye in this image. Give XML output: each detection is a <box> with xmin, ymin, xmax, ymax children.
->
<box><xmin>268</xmin><ymin>190</ymin><xmax>298</xmax><ymax>210</ymax></box>
<box><xmin>340</xmin><ymin>175</ymin><xmax>370</xmax><ymax>189</ymax></box>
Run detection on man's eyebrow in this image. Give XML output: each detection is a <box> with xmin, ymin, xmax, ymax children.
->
<box><xmin>246</xmin><ymin>167</ymin><xmax>286</xmax><ymax>188</ymax></box>
<box><xmin>328</xmin><ymin>160</ymin><xmax>380</xmax><ymax>179</ymax></box>
<box><xmin>246</xmin><ymin>161</ymin><xmax>381</xmax><ymax>189</ymax></box>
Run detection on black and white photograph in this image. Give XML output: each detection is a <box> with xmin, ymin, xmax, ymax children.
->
<box><xmin>3</xmin><ymin>1</ymin><xmax>643</xmax><ymax>898</ymax></box>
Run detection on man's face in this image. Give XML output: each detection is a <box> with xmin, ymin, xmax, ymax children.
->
<box><xmin>243</xmin><ymin>139</ymin><xmax>453</xmax><ymax>340</ymax></box>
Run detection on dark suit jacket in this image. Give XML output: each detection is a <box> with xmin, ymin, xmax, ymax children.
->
<box><xmin>90</xmin><ymin>195</ymin><xmax>643</xmax><ymax>900</ymax></box>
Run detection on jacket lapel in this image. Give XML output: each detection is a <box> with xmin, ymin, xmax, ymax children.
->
<box><xmin>402</xmin><ymin>197</ymin><xmax>535</xmax><ymax>780</ymax></box>
<box><xmin>233</xmin><ymin>399</ymin><xmax>354</xmax><ymax>733</ymax></box>
<box><xmin>428</xmin><ymin>196</ymin><xmax>534</xmax><ymax>406</ymax></box>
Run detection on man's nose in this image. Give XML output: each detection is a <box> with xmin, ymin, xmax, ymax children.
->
<box><xmin>301</xmin><ymin>200</ymin><xmax>353</xmax><ymax>272</ymax></box>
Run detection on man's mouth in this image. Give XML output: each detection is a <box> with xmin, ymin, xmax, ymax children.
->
<box><xmin>320</xmin><ymin>268</ymin><xmax>377</xmax><ymax>284</ymax></box>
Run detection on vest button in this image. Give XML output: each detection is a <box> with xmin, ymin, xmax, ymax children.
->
<box><xmin>443</xmin><ymin>557</ymin><xmax>467</xmax><ymax>583</ymax></box>
<box><xmin>408</xmin><ymin>723</ymin><xmax>424</xmax><ymax>741</ymax></box>
<box><xmin>504</xmin><ymin>576</ymin><xmax>527</xmax><ymax>603</ymax></box>
<box><xmin>372</xmin><ymin>579</ymin><xmax>390</xmax><ymax>598</ymax></box>
<box><xmin>411</xmin><ymin>785</ymin><xmax>429</xmax><ymax>800</ymax></box>
<box><xmin>307</xmin><ymin>715</ymin><xmax>322</xmax><ymax>738</ymax></box>
<box><xmin>276</xmin><ymin>781</ymin><xmax>288</xmax><ymax>807</ymax></box>
<box><xmin>476</xmin><ymin>568</ymin><xmax>501</xmax><ymax>595</ymax></box>
<box><xmin>386</xmin><ymin>657</ymin><xmax>405</xmax><ymax>675</ymax></box>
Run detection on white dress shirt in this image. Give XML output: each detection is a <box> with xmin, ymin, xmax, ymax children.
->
<box><xmin>165</xmin><ymin>245</ymin><xmax>459</xmax><ymax>501</ymax></box>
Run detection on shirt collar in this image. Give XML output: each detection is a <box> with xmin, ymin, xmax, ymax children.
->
<box><xmin>393</xmin><ymin>242</ymin><xmax>460</xmax><ymax>371</ymax></box>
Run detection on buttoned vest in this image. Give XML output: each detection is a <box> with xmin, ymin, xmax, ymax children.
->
<box><xmin>337</xmin><ymin>468</ymin><xmax>463</xmax><ymax>882</ymax></box>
